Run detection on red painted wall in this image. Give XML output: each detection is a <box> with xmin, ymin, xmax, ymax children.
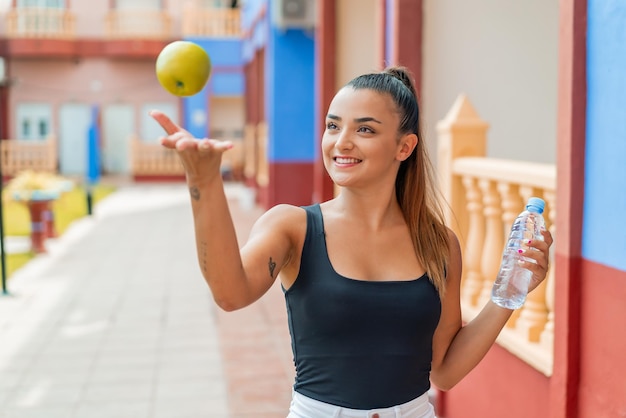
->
<box><xmin>441</xmin><ymin>260</ymin><xmax>626</xmax><ymax>418</ymax></box>
<box><xmin>313</xmin><ymin>0</ymin><xmax>336</xmax><ymax>204</ymax></box>
<box><xmin>259</xmin><ymin>162</ymin><xmax>314</xmax><ymax>208</ymax></box>
<box><xmin>1</xmin><ymin>39</ymin><xmax>167</xmax><ymax>59</ymax></box>
<box><xmin>578</xmin><ymin>260</ymin><xmax>626</xmax><ymax>418</ymax></box>
<box><xmin>442</xmin><ymin>344</ymin><xmax>550</xmax><ymax>418</ymax></box>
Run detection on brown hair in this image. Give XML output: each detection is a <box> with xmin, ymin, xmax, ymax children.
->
<box><xmin>346</xmin><ymin>66</ymin><xmax>450</xmax><ymax>297</ymax></box>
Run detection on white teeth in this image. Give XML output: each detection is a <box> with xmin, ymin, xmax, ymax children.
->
<box><xmin>335</xmin><ymin>157</ymin><xmax>360</xmax><ymax>164</ymax></box>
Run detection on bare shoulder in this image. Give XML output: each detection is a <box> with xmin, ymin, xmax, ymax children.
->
<box><xmin>245</xmin><ymin>204</ymin><xmax>308</xmax><ymax>287</ymax></box>
<box><xmin>247</xmin><ymin>204</ymin><xmax>308</xmax><ymax>250</ymax></box>
<box><xmin>446</xmin><ymin>227</ymin><xmax>462</xmax><ymax>257</ymax></box>
<box><xmin>252</xmin><ymin>204</ymin><xmax>307</xmax><ymax>232</ymax></box>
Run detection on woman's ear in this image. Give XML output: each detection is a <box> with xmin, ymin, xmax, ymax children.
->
<box><xmin>396</xmin><ymin>133</ymin><xmax>418</xmax><ymax>161</ymax></box>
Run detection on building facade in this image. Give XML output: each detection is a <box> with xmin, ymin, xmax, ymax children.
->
<box><xmin>242</xmin><ymin>1</ymin><xmax>625</xmax><ymax>417</ymax></box>
<box><xmin>2</xmin><ymin>0</ymin><xmax>625</xmax><ymax>416</ymax></box>
<box><xmin>0</xmin><ymin>0</ymin><xmax>245</xmax><ymax>179</ymax></box>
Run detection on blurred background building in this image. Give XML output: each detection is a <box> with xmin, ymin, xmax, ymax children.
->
<box><xmin>0</xmin><ymin>1</ymin><xmax>624</xmax><ymax>417</ymax></box>
<box><xmin>0</xmin><ymin>0</ymin><xmax>245</xmax><ymax>180</ymax></box>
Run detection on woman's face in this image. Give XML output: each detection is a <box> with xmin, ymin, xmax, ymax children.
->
<box><xmin>321</xmin><ymin>87</ymin><xmax>416</xmax><ymax>189</ymax></box>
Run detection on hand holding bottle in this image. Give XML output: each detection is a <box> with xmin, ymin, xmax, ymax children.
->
<box><xmin>517</xmin><ymin>228</ymin><xmax>553</xmax><ymax>294</ymax></box>
<box><xmin>492</xmin><ymin>198</ymin><xmax>554</xmax><ymax>309</ymax></box>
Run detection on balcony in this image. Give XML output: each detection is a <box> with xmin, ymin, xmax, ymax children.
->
<box><xmin>130</xmin><ymin>133</ymin><xmax>244</xmax><ymax>181</ymax></box>
<box><xmin>0</xmin><ymin>137</ymin><xmax>58</xmax><ymax>178</ymax></box>
<box><xmin>182</xmin><ymin>5</ymin><xmax>241</xmax><ymax>38</ymax></box>
<box><xmin>104</xmin><ymin>10</ymin><xmax>172</xmax><ymax>40</ymax></box>
<box><xmin>5</xmin><ymin>7</ymin><xmax>76</xmax><ymax>39</ymax></box>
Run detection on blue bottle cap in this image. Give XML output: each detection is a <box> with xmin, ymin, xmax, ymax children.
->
<box><xmin>526</xmin><ymin>197</ymin><xmax>545</xmax><ymax>213</ymax></box>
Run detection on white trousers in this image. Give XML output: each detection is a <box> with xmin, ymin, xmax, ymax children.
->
<box><xmin>287</xmin><ymin>390</ymin><xmax>436</xmax><ymax>418</ymax></box>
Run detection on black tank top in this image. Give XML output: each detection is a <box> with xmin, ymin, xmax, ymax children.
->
<box><xmin>283</xmin><ymin>204</ymin><xmax>442</xmax><ymax>409</ymax></box>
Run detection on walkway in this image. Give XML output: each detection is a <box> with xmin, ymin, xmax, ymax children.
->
<box><xmin>0</xmin><ymin>183</ymin><xmax>294</xmax><ymax>418</ymax></box>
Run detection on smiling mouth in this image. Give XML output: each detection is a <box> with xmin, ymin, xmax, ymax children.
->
<box><xmin>334</xmin><ymin>157</ymin><xmax>362</xmax><ymax>164</ymax></box>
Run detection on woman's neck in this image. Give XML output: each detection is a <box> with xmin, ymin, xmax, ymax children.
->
<box><xmin>325</xmin><ymin>188</ymin><xmax>405</xmax><ymax>232</ymax></box>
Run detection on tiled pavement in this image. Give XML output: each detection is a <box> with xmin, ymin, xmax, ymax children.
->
<box><xmin>0</xmin><ymin>183</ymin><xmax>294</xmax><ymax>418</ymax></box>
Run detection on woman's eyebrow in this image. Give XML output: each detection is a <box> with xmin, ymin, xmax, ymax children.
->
<box><xmin>326</xmin><ymin>114</ymin><xmax>382</xmax><ymax>124</ymax></box>
<box><xmin>354</xmin><ymin>117</ymin><xmax>382</xmax><ymax>124</ymax></box>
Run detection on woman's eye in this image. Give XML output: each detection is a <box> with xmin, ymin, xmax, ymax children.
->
<box><xmin>358</xmin><ymin>126</ymin><xmax>374</xmax><ymax>134</ymax></box>
<box><xmin>326</xmin><ymin>122</ymin><xmax>338</xmax><ymax>130</ymax></box>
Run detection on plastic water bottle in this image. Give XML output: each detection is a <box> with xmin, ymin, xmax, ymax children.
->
<box><xmin>491</xmin><ymin>197</ymin><xmax>546</xmax><ymax>309</ymax></box>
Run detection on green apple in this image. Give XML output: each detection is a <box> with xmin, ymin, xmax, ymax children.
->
<box><xmin>156</xmin><ymin>41</ymin><xmax>211</xmax><ymax>97</ymax></box>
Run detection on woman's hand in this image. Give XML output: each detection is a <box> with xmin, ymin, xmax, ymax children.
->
<box><xmin>150</xmin><ymin>110</ymin><xmax>233</xmax><ymax>184</ymax></box>
<box><xmin>520</xmin><ymin>228</ymin><xmax>554</xmax><ymax>293</ymax></box>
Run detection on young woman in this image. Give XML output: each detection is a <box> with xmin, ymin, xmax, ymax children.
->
<box><xmin>150</xmin><ymin>66</ymin><xmax>552</xmax><ymax>418</ymax></box>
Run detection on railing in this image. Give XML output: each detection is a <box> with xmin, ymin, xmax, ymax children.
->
<box><xmin>437</xmin><ymin>94</ymin><xmax>556</xmax><ymax>376</ymax></box>
<box><xmin>130</xmin><ymin>134</ymin><xmax>245</xmax><ymax>179</ymax></box>
<box><xmin>0</xmin><ymin>137</ymin><xmax>58</xmax><ymax>176</ymax></box>
<box><xmin>182</xmin><ymin>5</ymin><xmax>241</xmax><ymax>37</ymax></box>
<box><xmin>5</xmin><ymin>7</ymin><xmax>76</xmax><ymax>38</ymax></box>
<box><xmin>131</xmin><ymin>135</ymin><xmax>184</xmax><ymax>176</ymax></box>
<box><xmin>104</xmin><ymin>10</ymin><xmax>172</xmax><ymax>39</ymax></box>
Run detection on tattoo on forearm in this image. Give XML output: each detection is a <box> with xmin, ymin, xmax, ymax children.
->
<box><xmin>268</xmin><ymin>257</ymin><xmax>276</xmax><ymax>279</ymax></box>
<box><xmin>200</xmin><ymin>241</ymin><xmax>208</xmax><ymax>273</ymax></box>
<box><xmin>190</xmin><ymin>186</ymin><xmax>200</xmax><ymax>200</ymax></box>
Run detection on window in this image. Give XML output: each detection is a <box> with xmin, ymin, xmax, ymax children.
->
<box><xmin>22</xmin><ymin>120</ymin><xmax>31</xmax><ymax>138</ymax></box>
<box><xmin>197</xmin><ymin>0</ymin><xmax>238</xmax><ymax>7</ymax></box>
<box><xmin>17</xmin><ymin>103</ymin><xmax>52</xmax><ymax>141</ymax></box>
<box><xmin>38</xmin><ymin>119</ymin><xmax>48</xmax><ymax>138</ymax></box>
<box><xmin>113</xmin><ymin>0</ymin><xmax>162</xmax><ymax>10</ymax></box>
<box><xmin>17</xmin><ymin>0</ymin><xmax>65</xmax><ymax>8</ymax></box>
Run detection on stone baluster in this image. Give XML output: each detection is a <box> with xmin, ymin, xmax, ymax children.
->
<box><xmin>497</xmin><ymin>182</ymin><xmax>523</xmax><ymax>327</ymax></box>
<box><xmin>436</xmin><ymin>94</ymin><xmax>489</xmax><ymax>248</ymax></box>
<box><xmin>540</xmin><ymin>190</ymin><xmax>556</xmax><ymax>351</ymax></box>
<box><xmin>477</xmin><ymin>179</ymin><xmax>503</xmax><ymax>307</ymax></box>
<box><xmin>461</xmin><ymin>176</ymin><xmax>485</xmax><ymax>308</ymax></box>
<box><xmin>498</xmin><ymin>182</ymin><xmax>523</xmax><ymax>244</ymax></box>
<box><xmin>515</xmin><ymin>186</ymin><xmax>548</xmax><ymax>340</ymax></box>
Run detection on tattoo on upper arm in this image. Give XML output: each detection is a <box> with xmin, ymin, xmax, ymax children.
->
<box><xmin>190</xmin><ymin>186</ymin><xmax>200</xmax><ymax>200</ymax></box>
<box><xmin>268</xmin><ymin>257</ymin><xmax>277</xmax><ymax>279</ymax></box>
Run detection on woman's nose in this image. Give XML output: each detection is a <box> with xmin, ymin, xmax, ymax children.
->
<box><xmin>335</xmin><ymin>130</ymin><xmax>353</xmax><ymax>149</ymax></box>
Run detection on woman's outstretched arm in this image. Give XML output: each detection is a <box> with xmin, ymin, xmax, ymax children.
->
<box><xmin>151</xmin><ymin>110</ymin><xmax>297</xmax><ymax>311</ymax></box>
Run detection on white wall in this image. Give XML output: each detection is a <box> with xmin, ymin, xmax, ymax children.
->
<box><xmin>422</xmin><ymin>0</ymin><xmax>559</xmax><ymax>164</ymax></box>
<box><xmin>209</xmin><ymin>96</ymin><xmax>245</xmax><ymax>135</ymax></box>
<box><xmin>72</xmin><ymin>0</ymin><xmax>183</xmax><ymax>38</ymax></box>
<box><xmin>335</xmin><ymin>0</ymin><xmax>382</xmax><ymax>89</ymax></box>
<box><xmin>72</xmin><ymin>0</ymin><xmax>110</xmax><ymax>38</ymax></box>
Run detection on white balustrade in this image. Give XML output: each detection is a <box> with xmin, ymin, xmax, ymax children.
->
<box><xmin>437</xmin><ymin>94</ymin><xmax>556</xmax><ymax>376</ymax></box>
